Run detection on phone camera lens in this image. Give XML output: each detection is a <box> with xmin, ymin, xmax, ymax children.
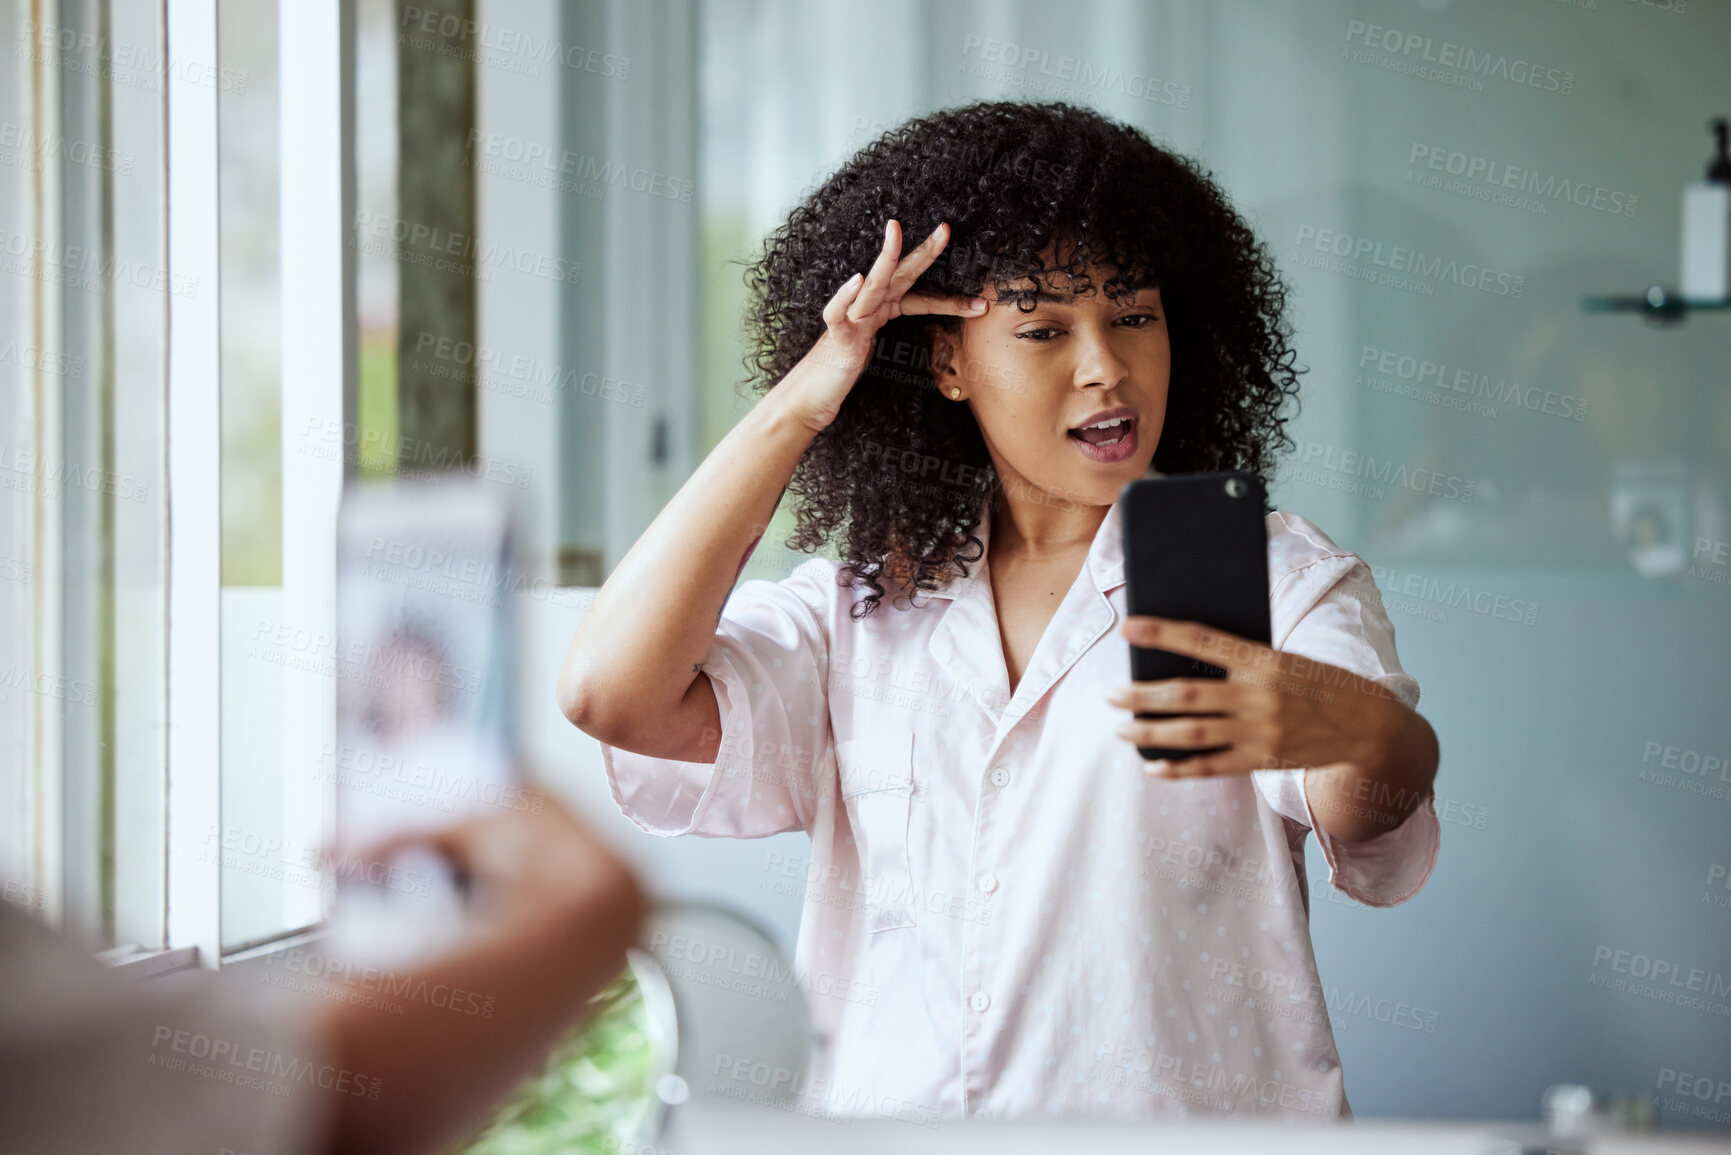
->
<box><xmin>1224</xmin><ymin>478</ymin><xmax>1246</xmax><ymax>498</ymax></box>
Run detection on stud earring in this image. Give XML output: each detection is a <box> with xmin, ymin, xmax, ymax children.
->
<box><xmin>950</xmin><ymin>388</ymin><xmax>962</xmax><ymax>400</ymax></box>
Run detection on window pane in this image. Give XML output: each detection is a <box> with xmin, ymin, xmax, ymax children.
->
<box><xmin>217</xmin><ymin>0</ymin><xmax>304</xmax><ymax>950</ymax></box>
<box><xmin>356</xmin><ymin>0</ymin><xmax>398</xmax><ymax>477</ymax></box>
<box><xmin>0</xmin><ymin>0</ymin><xmax>169</xmax><ymax>952</ymax></box>
<box><xmin>107</xmin><ymin>0</ymin><xmax>172</xmax><ymax>954</ymax></box>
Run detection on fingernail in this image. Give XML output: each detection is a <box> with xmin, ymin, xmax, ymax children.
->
<box><xmin>968</xmin><ymin>297</ymin><xmax>987</xmax><ymax>310</ymax></box>
<box><xmin>1113</xmin><ymin>722</ymin><xmax>1134</xmax><ymax>738</ymax></box>
<box><xmin>1147</xmin><ymin>760</ymin><xmax>1171</xmax><ymax>775</ymax></box>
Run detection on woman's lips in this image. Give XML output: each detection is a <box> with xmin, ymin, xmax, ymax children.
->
<box><xmin>1067</xmin><ymin>417</ymin><xmax>1138</xmax><ymax>463</ymax></box>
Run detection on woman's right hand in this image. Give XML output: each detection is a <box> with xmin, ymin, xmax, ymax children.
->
<box><xmin>777</xmin><ymin>218</ymin><xmax>988</xmax><ymax>434</ymax></box>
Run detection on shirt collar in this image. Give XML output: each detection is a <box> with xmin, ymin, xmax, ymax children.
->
<box><xmin>915</xmin><ymin>493</ymin><xmax>1126</xmax><ymax>602</ymax></box>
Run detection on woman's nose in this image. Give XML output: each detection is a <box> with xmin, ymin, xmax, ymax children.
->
<box><xmin>1071</xmin><ymin>326</ymin><xmax>1132</xmax><ymax>389</ymax></box>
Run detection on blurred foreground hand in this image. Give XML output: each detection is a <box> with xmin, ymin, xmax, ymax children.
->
<box><xmin>0</xmin><ymin>786</ymin><xmax>646</xmax><ymax>1155</ymax></box>
<box><xmin>317</xmin><ymin>787</ymin><xmax>649</xmax><ymax>1155</ymax></box>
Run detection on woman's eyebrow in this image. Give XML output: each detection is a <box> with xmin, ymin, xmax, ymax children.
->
<box><xmin>1010</xmin><ymin>284</ymin><xmax>1160</xmax><ymax>304</ymax></box>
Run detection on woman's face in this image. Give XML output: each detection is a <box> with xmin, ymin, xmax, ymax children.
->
<box><xmin>932</xmin><ymin>261</ymin><xmax>1169</xmax><ymax>513</ymax></box>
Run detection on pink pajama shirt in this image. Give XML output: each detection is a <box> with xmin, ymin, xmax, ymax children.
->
<box><xmin>600</xmin><ymin>497</ymin><xmax>1438</xmax><ymax>1123</ymax></box>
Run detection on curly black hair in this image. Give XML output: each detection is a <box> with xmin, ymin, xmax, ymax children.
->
<box><xmin>739</xmin><ymin>100</ymin><xmax>1304</xmax><ymax>620</ymax></box>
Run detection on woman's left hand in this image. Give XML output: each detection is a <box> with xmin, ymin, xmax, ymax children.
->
<box><xmin>1106</xmin><ymin>615</ymin><xmax>1406</xmax><ymax>778</ymax></box>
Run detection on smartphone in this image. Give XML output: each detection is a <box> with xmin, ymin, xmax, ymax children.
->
<box><xmin>1120</xmin><ymin>471</ymin><xmax>1271</xmax><ymax>764</ymax></box>
<box><xmin>324</xmin><ymin>476</ymin><xmax>518</xmax><ymax>966</ymax></box>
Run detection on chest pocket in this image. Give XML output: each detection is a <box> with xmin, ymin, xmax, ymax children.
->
<box><xmin>837</xmin><ymin>729</ymin><xmax>918</xmax><ymax>932</ymax></box>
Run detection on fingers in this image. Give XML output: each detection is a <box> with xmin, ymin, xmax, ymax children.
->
<box><xmin>1116</xmin><ymin>714</ymin><xmax>1238</xmax><ymax>753</ymax></box>
<box><xmin>884</xmin><ymin>220</ymin><xmax>951</xmax><ymax>296</ymax></box>
<box><xmin>1107</xmin><ymin>677</ymin><xmax>1237</xmax><ymax>715</ymax></box>
<box><xmin>823</xmin><ymin>271</ymin><xmax>867</xmax><ymax>328</ymax></box>
<box><xmin>321</xmin><ymin>785</ymin><xmax>577</xmax><ymax>877</ymax></box>
<box><xmin>1142</xmin><ymin>746</ymin><xmax>1270</xmax><ymax>779</ymax></box>
<box><xmin>847</xmin><ymin>219</ymin><xmax>906</xmax><ymax>321</ymax></box>
<box><xmin>325</xmin><ymin>821</ymin><xmax>466</xmax><ymax>880</ymax></box>
<box><xmin>1121</xmin><ymin>616</ymin><xmax>1283</xmax><ymax>679</ymax></box>
<box><xmin>846</xmin><ymin>220</ymin><xmax>982</xmax><ymax>324</ymax></box>
<box><xmin>899</xmin><ymin>290</ymin><xmax>989</xmax><ymax>318</ymax></box>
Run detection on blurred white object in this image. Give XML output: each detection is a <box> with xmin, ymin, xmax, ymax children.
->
<box><xmin>1543</xmin><ymin>1083</ymin><xmax>1658</xmax><ymax>1137</ymax></box>
<box><xmin>1679</xmin><ymin>118</ymin><xmax>1731</xmax><ymax>300</ymax></box>
<box><xmin>322</xmin><ymin>844</ymin><xmax>470</xmax><ymax>970</ymax></box>
<box><xmin>332</xmin><ymin>477</ymin><xmax>518</xmax><ymax>850</ymax></box>
<box><xmin>1610</xmin><ymin>459</ymin><xmax>1691</xmax><ymax>579</ymax></box>
<box><xmin>325</xmin><ymin>479</ymin><xmax>518</xmax><ymax>968</ymax></box>
<box><xmin>663</xmin><ymin>1099</ymin><xmax>1726</xmax><ymax>1155</ymax></box>
<box><xmin>639</xmin><ymin>901</ymin><xmax>811</xmax><ymax>1138</ymax></box>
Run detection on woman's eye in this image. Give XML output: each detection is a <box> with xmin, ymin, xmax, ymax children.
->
<box><xmin>1015</xmin><ymin>314</ymin><xmax>1160</xmax><ymax>340</ymax></box>
<box><xmin>1016</xmin><ymin>315</ymin><xmax>1160</xmax><ymax>340</ymax></box>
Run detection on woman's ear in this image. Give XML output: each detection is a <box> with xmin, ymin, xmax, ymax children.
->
<box><xmin>929</xmin><ymin>321</ymin><xmax>963</xmax><ymax>397</ymax></box>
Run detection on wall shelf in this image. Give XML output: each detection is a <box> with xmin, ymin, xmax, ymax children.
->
<box><xmin>1581</xmin><ymin>285</ymin><xmax>1731</xmax><ymax>324</ymax></box>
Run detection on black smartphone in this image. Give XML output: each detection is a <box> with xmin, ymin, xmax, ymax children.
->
<box><xmin>1121</xmin><ymin>471</ymin><xmax>1271</xmax><ymax>763</ymax></box>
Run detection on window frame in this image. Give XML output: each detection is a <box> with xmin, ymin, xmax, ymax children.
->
<box><xmin>114</xmin><ymin>0</ymin><xmax>354</xmax><ymax>977</ymax></box>
<box><xmin>162</xmin><ymin>0</ymin><xmax>224</xmax><ymax>972</ymax></box>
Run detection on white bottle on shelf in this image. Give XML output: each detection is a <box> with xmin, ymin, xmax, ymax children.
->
<box><xmin>1680</xmin><ymin>117</ymin><xmax>1731</xmax><ymax>301</ymax></box>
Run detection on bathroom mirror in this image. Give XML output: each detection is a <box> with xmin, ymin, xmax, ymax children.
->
<box><xmin>345</xmin><ymin>0</ymin><xmax>1731</xmax><ymax>1133</ymax></box>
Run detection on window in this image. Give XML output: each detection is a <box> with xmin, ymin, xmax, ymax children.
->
<box><xmin>1</xmin><ymin>0</ymin><xmax>171</xmax><ymax>955</ymax></box>
<box><xmin>0</xmin><ymin>0</ymin><xmax>351</xmax><ymax>967</ymax></box>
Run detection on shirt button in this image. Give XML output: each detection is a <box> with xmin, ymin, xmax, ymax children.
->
<box><xmin>990</xmin><ymin>767</ymin><xmax>1010</xmax><ymax>787</ymax></box>
<box><xmin>977</xmin><ymin>873</ymin><xmax>998</xmax><ymax>894</ymax></box>
<box><xmin>970</xmin><ymin>991</ymin><xmax>991</xmax><ymax>1013</ymax></box>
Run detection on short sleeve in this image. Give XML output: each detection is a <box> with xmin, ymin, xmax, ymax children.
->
<box><xmin>599</xmin><ymin>558</ymin><xmax>835</xmax><ymax>839</ymax></box>
<box><xmin>1251</xmin><ymin>556</ymin><xmax>1439</xmax><ymax>909</ymax></box>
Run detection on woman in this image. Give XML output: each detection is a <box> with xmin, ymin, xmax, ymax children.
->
<box><xmin>557</xmin><ymin>100</ymin><xmax>1440</xmax><ymax>1124</ymax></box>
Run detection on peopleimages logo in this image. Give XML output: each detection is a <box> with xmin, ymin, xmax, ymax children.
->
<box><xmin>1342</xmin><ymin>20</ymin><xmax>1575</xmax><ymax>96</ymax></box>
<box><xmin>1657</xmin><ymin>1067</ymin><xmax>1731</xmax><ymax>1126</ymax></box>
<box><xmin>0</xmin><ymin>121</ymin><xmax>134</xmax><ymax>175</ymax></box>
<box><xmin>958</xmin><ymin>34</ymin><xmax>1192</xmax><ymax>108</ymax></box>
<box><xmin>1369</xmin><ymin>562</ymin><xmax>1539</xmax><ymax>628</ymax></box>
<box><xmin>1590</xmin><ymin>945</ymin><xmax>1731</xmax><ymax>1005</ymax></box>
<box><xmin>399</xmin><ymin>5</ymin><xmax>631</xmax><ymax>79</ymax></box>
<box><xmin>1357</xmin><ymin>345</ymin><xmax>1587</xmax><ymax>423</ymax></box>
<box><xmin>1407</xmin><ymin>142</ymin><xmax>1638</xmax><ymax>219</ymax></box>
<box><xmin>150</xmin><ymin>1025</ymin><xmax>381</xmax><ymax>1098</ymax></box>
<box><xmin>465</xmin><ymin>130</ymin><xmax>694</xmax><ymax>203</ymax></box>
<box><xmin>1090</xmin><ymin>1043</ymin><xmax>1331</xmax><ymax>1115</ymax></box>
<box><xmin>1293</xmin><ymin>225</ymin><xmax>1524</xmax><ymax>299</ymax></box>
<box><xmin>352</xmin><ymin>211</ymin><xmax>583</xmax><ymax>286</ymax></box>
<box><xmin>0</xmin><ymin>223</ymin><xmax>199</xmax><ymax>298</ymax></box>
<box><xmin>1636</xmin><ymin>739</ymin><xmax>1731</xmax><ymax>803</ymax></box>
<box><xmin>0</xmin><ymin>339</ymin><xmax>85</xmax><ymax>379</ymax></box>
<box><xmin>1287</xmin><ymin>438</ymin><xmax>1478</xmax><ymax>504</ymax></box>
<box><xmin>17</xmin><ymin>19</ymin><xmax>250</xmax><ymax>93</ymax></box>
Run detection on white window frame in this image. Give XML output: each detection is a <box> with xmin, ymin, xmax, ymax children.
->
<box><xmin>162</xmin><ymin>0</ymin><xmax>224</xmax><ymax>971</ymax></box>
<box><xmin>127</xmin><ymin>0</ymin><xmax>351</xmax><ymax>977</ymax></box>
<box><xmin>275</xmin><ymin>0</ymin><xmax>354</xmax><ymax>941</ymax></box>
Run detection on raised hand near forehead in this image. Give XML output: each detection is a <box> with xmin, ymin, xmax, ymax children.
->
<box><xmin>779</xmin><ymin>219</ymin><xmax>988</xmax><ymax>435</ymax></box>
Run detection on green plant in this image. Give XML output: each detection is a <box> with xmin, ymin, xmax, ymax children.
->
<box><xmin>454</xmin><ymin>966</ymin><xmax>662</xmax><ymax>1155</ymax></box>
